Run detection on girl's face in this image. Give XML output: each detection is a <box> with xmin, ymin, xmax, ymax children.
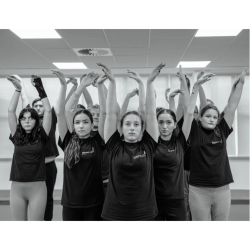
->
<box><xmin>122</xmin><ymin>114</ymin><xmax>142</xmax><ymax>143</ymax></box>
<box><xmin>200</xmin><ymin>109</ymin><xmax>219</xmax><ymax>130</ymax></box>
<box><xmin>158</xmin><ymin>113</ymin><xmax>176</xmax><ymax>139</ymax></box>
<box><xmin>74</xmin><ymin>113</ymin><xmax>93</xmax><ymax>138</ymax></box>
<box><xmin>20</xmin><ymin>111</ymin><xmax>36</xmax><ymax>133</ymax></box>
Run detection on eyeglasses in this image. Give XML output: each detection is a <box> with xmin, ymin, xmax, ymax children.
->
<box><xmin>20</xmin><ymin>117</ymin><xmax>35</xmax><ymax>122</ymax></box>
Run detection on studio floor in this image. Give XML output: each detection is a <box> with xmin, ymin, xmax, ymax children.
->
<box><xmin>0</xmin><ymin>204</ymin><xmax>249</xmax><ymax>221</ymax></box>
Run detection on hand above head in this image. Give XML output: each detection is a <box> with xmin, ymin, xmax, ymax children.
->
<box><xmin>148</xmin><ymin>63</ymin><xmax>165</xmax><ymax>83</ymax></box>
<box><xmin>127</xmin><ymin>88</ymin><xmax>138</xmax><ymax>98</ymax></box>
<box><xmin>92</xmin><ymin>74</ymin><xmax>100</xmax><ymax>87</ymax></box>
<box><xmin>96</xmin><ymin>63</ymin><xmax>115</xmax><ymax>82</ymax></box>
<box><xmin>30</xmin><ymin>74</ymin><xmax>43</xmax><ymax>87</ymax></box>
<box><xmin>202</xmin><ymin>73</ymin><xmax>215</xmax><ymax>80</ymax></box>
<box><xmin>80</xmin><ymin>72</ymin><xmax>97</xmax><ymax>87</ymax></box>
<box><xmin>6</xmin><ymin>75</ymin><xmax>22</xmax><ymax>91</ymax></box>
<box><xmin>194</xmin><ymin>76</ymin><xmax>211</xmax><ymax>86</ymax></box>
<box><xmin>197</xmin><ymin>71</ymin><xmax>205</xmax><ymax>81</ymax></box>
<box><xmin>80</xmin><ymin>74</ymin><xmax>87</xmax><ymax>83</ymax></box>
<box><xmin>169</xmin><ymin>89</ymin><xmax>184</xmax><ymax>98</ymax></box>
<box><xmin>96</xmin><ymin>74</ymin><xmax>107</xmax><ymax>85</ymax></box>
<box><xmin>165</xmin><ymin>88</ymin><xmax>171</xmax><ymax>99</ymax></box>
<box><xmin>50</xmin><ymin>70</ymin><xmax>67</xmax><ymax>85</ymax></box>
<box><xmin>176</xmin><ymin>65</ymin><xmax>186</xmax><ymax>83</ymax></box>
<box><xmin>66</xmin><ymin>77</ymin><xmax>78</xmax><ymax>85</ymax></box>
<box><xmin>9</xmin><ymin>74</ymin><xmax>23</xmax><ymax>83</ymax></box>
<box><xmin>127</xmin><ymin>70</ymin><xmax>143</xmax><ymax>83</ymax></box>
<box><xmin>239</xmin><ymin>67</ymin><xmax>248</xmax><ymax>84</ymax></box>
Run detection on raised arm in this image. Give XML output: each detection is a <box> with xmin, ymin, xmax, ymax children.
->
<box><xmin>30</xmin><ymin>75</ymin><xmax>52</xmax><ymax>136</ymax></box>
<box><xmin>168</xmin><ymin>89</ymin><xmax>184</xmax><ymax>114</ymax></box>
<box><xmin>224</xmin><ymin>68</ymin><xmax>247</xmax><ymax>128</ymax></box>
<box><xmin>120</xmin><ymin>89</ymin><xmax>138</xmax><ymax>118</ymax></box>
<box><xmin>96</xmin><ymin>74</ymin><xmax>108</xmax><ymax>139</ymax></box>
<box><xmin>65</xmin><ymin>78</ymin><xmax>78</xmax><ymax>104</ymax></box>
<box><xmin>51</xmin><ymin>70</ymin><xmax>68</xmax><ymax>141</ymax></box>
<box><xmin>7</xmin><ymin>76</ymin><xmax>22</xmax><ymax>136</ymax></box>
<box><xmin>146</xmin><ymin>63</ymin><xmax>165</xmax><ymax>141</ymax></box>
<box><xmin>165</xmin><ymin>88</ymin><xmax>170</xmax><ymax>108</ymax></box>
<box><xmin>81</xmin><ymin>74</ymin><xmax>95</xmax><ymax>108</ymax></box>
<box><xmin>182</xmin><ymin>77</ymin><xmax>212</xmax><ymax>140</ymax></box>
<box><xmin>97</xmin><ymin>63</ymin><xmax>117</xmax><ymax>143</ymax></box>
<box><xmin>127</xmin><ymin>70</ymin><xmax>146</xmax><ymax>121</ymax></box>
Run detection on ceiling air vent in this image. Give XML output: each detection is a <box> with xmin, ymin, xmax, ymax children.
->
<box><xmin>73</xmin><ymin>48</ymin><xmax>112</xmax><ymax>56</ymax></box>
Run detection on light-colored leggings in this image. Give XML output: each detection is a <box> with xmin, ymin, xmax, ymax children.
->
<box><xmin>189</xmin><ymin>184</ymin><xmax>231</xmax><ymax>221</ymax></box>
<box><xmin>10</xmin><ymin>181</ymin><xmax>47</xmax><ymax>221</ymax></box>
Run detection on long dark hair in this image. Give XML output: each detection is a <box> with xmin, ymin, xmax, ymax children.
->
<box><xmin>156</xmin><ymin>108</ymin><xmax>178</xmax><ymax>149</ymax></box>
<box><xmin>64</xmin><ymin>109</ymin><xmax>93</xmax><ymax>169</ymax></box>
<box><xmin>13</xmin><ymin>107</ymin><xmax>41</xmax><ymax>146</ymax></box>
<box><xmin>199</xmin><ymin>104</ymin><xmax>221</xmax><ymax>138</ymax></box>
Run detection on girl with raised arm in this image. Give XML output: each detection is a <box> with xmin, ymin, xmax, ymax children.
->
<box><xmin>54</xmin><ymin>70</ymin><xmax>106</xmax><ymax>221</ymax></box>
<box><xmin>153</xmin><ymin>66</ymin><xmax>211</xmax><ymax>221</ymax></box>
<box><xmin>99</xmin><ymin>62</ymin><xmax>165</xmax><ymax>221</ymax></box>
<box><xmin>7</xmin><ymin>74</ymin><xmax>51</xmax><ymax>221</ymax></box>
<box><xmin>188</xmin><ymin>68</ymin><xmax>248</xmax><ymax>221</ymax></box>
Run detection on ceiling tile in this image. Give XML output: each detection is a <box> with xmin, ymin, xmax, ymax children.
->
<box><xmin>116</xmin><ymin>62</ymin><xmax>146</xmax><ymax>68</ymax></box>
<box><xmin>147</xmin><ymin>59</ymin><xmax>179</xmax><ymax>68</ymax></box>
<box><xmin>109</xmin><ymin>38</ymin><xmax>148</xmax><ymax>48</ymax></box>
<box><xmin>111</xmin><ymin>47</ymin><xmax>148</xmax><ymax>56</ymax></box>
<box><xmin>56</xmin><ymin>29</ymin><xmax>105</xmax><ymax>38</ymax></box>
<box><xmin>150</xmin><ymin>37</ymin><xmax>192</xmax><ymax>48</ymax></box>
<box><xmin>0</xmin><ymin>52</ymin><xmax>25</xmax><ymax>68</ymax></box>
<box><xmin>114</xmin><ymin>56</ymin><xmax>147</xmax><ymax>63</ymax></box>
<box><xmin>237</xmin><ymin>29</ymin><xmax>249</xmax><ymax>37</ymax></box>
<box><xmin>182</xmin><ymin>46</ymin><xmax>226</xmax><ymax>61</ymax></box>
<box><xmin>230</xmin><ymin>35</ymin><xmax>249</xmax><ymax>46</ymax></box>
<box><xmin>189</xmin><ymin>37</ymin><xmax>235</xmax><ymax>47</ymax></box>
<box><xmin>79</xmin><ymin>56</ymin><xmax>116</xmax><ymax>68</ymax></box>
<box><xmin>151</xmin><ymin>29</ymin><xmax>197</xmax><ymax>37</ymax></box>
<box><xmin>24</xmin><ymin>39</ymin><xmax>70</xmax><ymax>49</ymax></box>
<box><xmin>104</xmin><ymin>29</ymin><xmax>150</xmax><ymax>38</ymax></box>
<box><xmin>35</xmin><ymin>49</ymin><xmax>80</xmax><ymax>62</ymax></box>
<box><xmin>64</xmin><ymin>38</ymin><xmax>109</xmax><ymax>48</ymax></box>
<box><xmin>209</xmin><ymin>60</ymin><xmax>249</xmax><ymax>67</ymax></box>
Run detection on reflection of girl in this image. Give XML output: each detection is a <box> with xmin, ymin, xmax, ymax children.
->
<box><xmin>189</xmin><ymin>68</ymin><xmax>247</xmax><ymax>221</ymax></box>
<box><xmin>7</xmin><ymin>75</ymin><xmax>51</xmax><ymax>221</ymax></box>
<box><xmin>54</xmin><ymin>70</ymin><xmax>106</xmax><ymax>221</ymax></box>
<box><xmin>98</xmin><ymin>62</ymin><xmax>165</xmax><ymax>221</ymax></box>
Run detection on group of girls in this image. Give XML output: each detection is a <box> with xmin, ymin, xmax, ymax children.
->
<box><xmin>7</xmin><ymin>62</ymin><xmax>247</xmax><ymax>221</ymax></box>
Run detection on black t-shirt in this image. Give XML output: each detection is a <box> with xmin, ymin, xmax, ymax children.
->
<box><xmin>91</xmin><ymin>130</ymin><xmax>109</xmax><ymax>181</ymax></box>
<box><xmin>58</xmin><ymin>130</ymin><xmax>105</xmax><ymax>208</ymax></box>
<box><xmin>44</xmin><ymin>107</ymin><xmax>59</xmax><ymax>158</ymax></box>
<box><xmin>177</xmin><ymin>117</ymin><xmax>195</xmax><ymax>172</ymax></box>
<box><xmin>154</xmin><ymin>128</ymin><xmax>188</xmax><ymax>200</ymax></box>
<box><xmin>9</xmin><ymin>127</ymin><xmax>48</xmax><ymax>182</ymax></box>
<box><xmin>101</xmin><ymin>130</ymin><xmax>158</xmax><ymax>221</ymax></box>
<box><xmin>189</xmin><ymin>117</ymin><xmax>234</xmax><ymax>187</ymax></box>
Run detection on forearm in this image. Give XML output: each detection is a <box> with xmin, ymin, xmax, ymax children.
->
<box><xmin>97</xmin><ymin>84</ymin><xmax>107</xmax><ymax>114</ymax></box>
<box><xmin>81</xmin><ymin>87</ymin><xmax>93</xmax><ymax>107</ymax></box>
<box><xmin>65</xmin><ymin>84</ymin><xmax>78</xmax><ymax>104</ymax></box>
<box><xmin>227</xmin><ymin>82</ymin><xmax>244</xmax><ymax>111</ymax></box>
<box><xmin>199</xmin><ymin>86</ymin><xmax>208</xmax><ymax>110</ymax></box>
<box><xmin>20</xmin><ymin>82</ymin><xmax>30</xmax><ymax>108</ymax></box>
<box><xmin>138</xmin><ymin>81</ymin><xmax>146</xmax><ymax>118</ymax></box>
<box><xmin>146</xmin><ymin>81</ymin><xmax>156</xmax><ymax>116</ymax></box>
<box><xmin>57</xmin><ymin>85</ymin><xmax>67</xmax><ymax>116</ymax></box>
<box><xmin>106</xmin><ymin>80</ymin><xmax>117</xmax><ymax>115</ymax></box>
<box><xmin>8</xmin><ymin>91</ymin><xmax>20</xmax><ymax>113</ymax></box>
<box><xmin>41</xmin><ymin>97</ymin><xmax>51</xmax><ymax>113</ymax></box>
<box><xmin>120</xmin><ymin>95</ymin><xmax>130</xmax><ymax>118</ymax></box>
<box><xmin>169</xmin><ymin>97</ymin><xmax>176</xmax><ymax>112</ymax></box>
<box><xmin>187</xmin><ymin>84</ymin><xmax>199</xmax><ymax>115</ymax></box>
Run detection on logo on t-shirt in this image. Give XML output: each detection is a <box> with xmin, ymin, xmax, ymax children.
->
<box><xmin>82</xmin><ymin>147</ymin><xmax>94</xmax><ymax>155</ymax></box>
<box><xmin>133</xmin><ymin>151</ymin><xmax>146</xmax><ymax>159</ymax></box>
<box><xmin>168</xmin><ymin>149</ymin><xmax>175</xmax><ymax>152</ymax></box>
<box><xmin>212</xmin><ymin>140</ymin><xmax>222</xmax><ymax>144</ymax></box>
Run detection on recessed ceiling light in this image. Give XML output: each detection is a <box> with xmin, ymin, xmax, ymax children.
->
<box><xmin>11</xmin><ymin>29</ymin><xmax>61</xmax><ymax>39</ymax></box>
<box><xmin>53</xmin><ymin>63</ymin><xmax>87</xmax><ymax>69</ymax></box>
<box><xmin>195</xmin><ymin>29</ymin><xmax>242</xmax><ymax>37</ymax></box>
<box><xmin>177</xmin><ymin>61</ymin><xmax>210</xmax><ymax>68</ymax></box>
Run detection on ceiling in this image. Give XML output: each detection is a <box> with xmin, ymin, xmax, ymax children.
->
<box><xmin>0</xmin><ymin>29</ymin><xmax>249</xmax><ymax>77</ymax></box>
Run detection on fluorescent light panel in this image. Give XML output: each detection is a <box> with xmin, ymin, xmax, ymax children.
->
<box><xmin>53</xmin><ymin>63</ymin><xmax>87</xmax><ymax>69</ymax></box>
<box><xmin>177</xmin><ymin>61</ymin><xmax>210</xmax><ymax>68</ymax></box>
<box><xmin>195</xmin><ymin>29</ymin><xmax>242</xmax><ymax>37</ymax></box>
<box><xmin>11</xmin><ymin>29</ymin><xmax>61</xmax><ymax>39</ymax></box>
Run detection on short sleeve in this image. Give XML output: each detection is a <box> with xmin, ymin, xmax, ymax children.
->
<box><xmin>51</xmin><ymin>107</ymin><xmax>57</xmax><ymax>125</ymax></box>
<box><xmin>92</xmin><ymin>130</ymin><xmax>105</xmax><ymax>151</ymax></box>
<box><xmin>9</xmin><ymin>133</ymin><xmax>15</xmax><ymax>145</ymax></box>
<box><xmin>217</xmin><ymin>117</ymin><xmax>233</xmax><ymax>139</ymax></box>
<box><xmin>39</xmin><ymin>126</ymin><xmax>49</xmax><ymax>145</ymax></box>
<box><xmin>105</xmin><ymin>130</ymin><xmax>122</xmax><ymax>154</ymax></box>
<box><xmin>142</xmin><ymin>130</ymin><xmax>158</xmax><ymax>153</ymax></box>
<box><xmin>58</xmin><ymin>130</ymin><xmax>72</xmax><ymax>151</ymax></box>
<box><xmin>177</xmin><ymin>116</ymin><xmax>184</xmax><ymax>128</ymax></box>
<box><xmin>188</xmin><ymin>118</ymin><xmax>199</xmax><ymax>144</ymax></box>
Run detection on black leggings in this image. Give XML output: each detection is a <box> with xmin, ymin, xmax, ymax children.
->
<box><xmin>155</xmin><ymin>199</ymin><xmax>187</xmax><ymax>221</ymax></box>
<box><xmin>63</xmin><ymin>205</ymin><xmax>103</xmax><ymax>221</ymax></box>
<box><xmin>44</xmin><ymin>161</ymin><xmax>57</xmax><ymax>221</ymax></box>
